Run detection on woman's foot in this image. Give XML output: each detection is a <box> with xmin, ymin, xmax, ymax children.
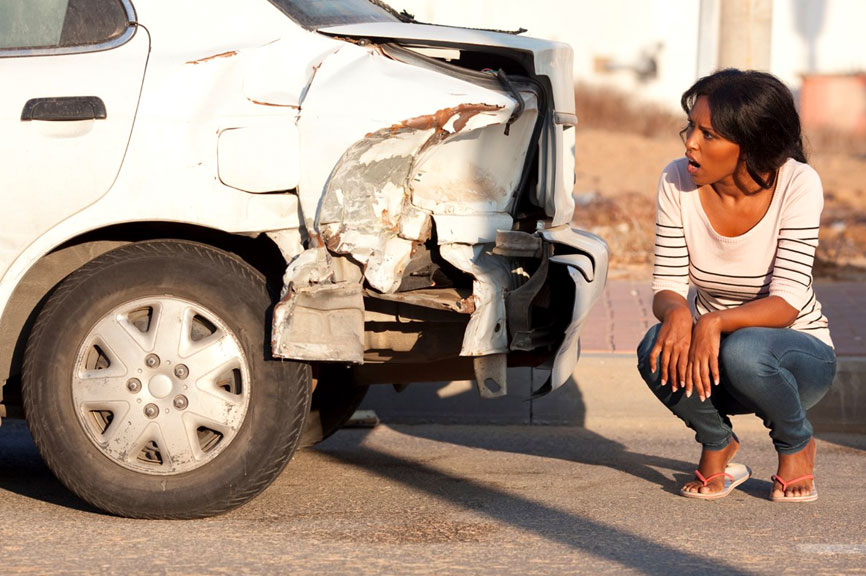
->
<box><xmin>681</xmin><ymin>437</ymin><xmax>740</xmax><ymax>496</ymax></box>
<box><xmin>771</xmin><ymin>437</ymin><xmax>817</xmax><ymax>500</ymax></box>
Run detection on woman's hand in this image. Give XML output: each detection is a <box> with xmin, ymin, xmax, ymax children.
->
<box><xmin>686</xmin><ymin>312</ymin><xmax>722</xmax><ymax>401</ymax></box>
<box><xmin>649</xmin><ymin>305</ymin><xmax>693</xmax><ymax>391</ymax></box>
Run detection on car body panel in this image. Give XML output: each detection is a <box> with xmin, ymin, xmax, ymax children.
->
<box><xmin>0</xmin><ymin>0</ymin><xmax>609</xmax><ymax>424</ymax></box>
<box><xmin>0</xmin><ymin>26</ymin><xmax>148</xmax><ymax>286</ymax></box>
<box><xmin>319</xmin><ymin>22</ymin><xmax>578</xmax><ymax>229</ymax></box>
<box><xmin>537</xmin><ymin>227</ymin><xmax>610</xmax><ymax>395</ymax></box>
<box><xmin>318</xmin><ymin>22</ymin><xmax>576</xmax><ymax>115</ymax></box>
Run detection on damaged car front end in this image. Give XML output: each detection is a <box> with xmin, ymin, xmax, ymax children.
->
<box><xmin>0</xmin><ymin>0</ymin><xmax>608</xmax><ymax>519</ymax></box>
<box><xmin>271</xmin><ymin>9</ymin><xmax>609</xmax><ymax>398</ymax></box>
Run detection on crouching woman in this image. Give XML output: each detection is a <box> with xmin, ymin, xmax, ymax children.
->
<box><xmin>637</xmin><ymin>69</ymin><xmax>836</xmax><ymax>501</ymax></box>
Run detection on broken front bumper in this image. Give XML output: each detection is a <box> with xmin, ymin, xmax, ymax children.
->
<box><xmin>271</xmin><ymin>224</ymin><xmax>609</xmax><ymax>398</ymax></box>
<box><xmin>531</xmin><ymin>226</ymin><xmax>609</xmax><ymax>396</ymax></box>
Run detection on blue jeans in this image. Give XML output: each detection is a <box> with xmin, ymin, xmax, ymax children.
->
<box><xmin>637</xmin><ymin>324</ymin><xmax>837</xmax><ymax>454</ymax></box>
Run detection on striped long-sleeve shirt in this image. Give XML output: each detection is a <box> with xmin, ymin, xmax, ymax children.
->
<box><xmin>652</xmin><ymin>157</ymin><xmax>833</xmax><ymax>348</ymax></box>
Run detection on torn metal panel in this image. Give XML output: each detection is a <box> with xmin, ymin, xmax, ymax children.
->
<box><xmin>316</xmin><ymin>100</ymin><xmax>520</xmax><ymax>294</ymax></box>
<box><xmin>272</xmin><ymin>281</ymin><xmax>364</xmax><ymax>363</ymax></box>
<box><xmin>439</xmin><ymin>243</ymin><xmax>512</xmax><ymax>356</ymax></box>
<box><xmin>398</xmin><ymin>202</ymin><xmax>432</xmax><ymax>242</ymax></box>
<box><xmin>295</xmin><ymin>42</ymin><xmax>518</xmax><ymax>246</ymax></box>
<box><xmin>366</xmin><ymin>287</ymin><xmax>475</xmax><ymax>314</ymax></box>
<box><xmin>280</xmin><ymin>247</ymin><xmax>363</xmax><ymax>296</ymax></box>
<box><xmin>265</xmin><ymin>229</ymin><xmax>305</xmax><ymax>265</ymax></box>
<box><xmin>317</xmin><ymin>127</ymin><xmax>427</xmax><ymax>240</ymax></box>
<box><xmin>433</xmin><ymin>213</ymin><xmax>514</xmax><ymax>245</ymax></box>
<box><xmin>317</xmin><ymin>126</ymin><xmax>430</xmax><ymax>288</ymax></box>
<box><xmin>474</xmin><ymin>354</ymin><xmax>508</xmax><ymax>398</ymax></box>
<box><xmin>410</xmin><ymin>94</ymin><xmax>538</xmax><ymax>216</ymax></box>
<box><xmin>280</xmin><ymin>247</ymin><xmax>335</xmax><ymax>294</ymax></box>
<box><xmin>363</xmin><ymin>236</ymin><xmax>416</xmax><ymax>295</ymax></box>
<box><xmin>493</xmin><ymin>230</ymin><xmax>543</xmax><ymax>258</ymax></box>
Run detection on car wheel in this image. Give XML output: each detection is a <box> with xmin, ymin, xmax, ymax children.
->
<box><xmin>300</xmin><ymin>364</ymin><xmax>369</xmax><ymax>447</ymax></box>
<box><xmin>22</xmin><ymin>240</ymin><xmax>311</xmax><ymax>519</ymax></box>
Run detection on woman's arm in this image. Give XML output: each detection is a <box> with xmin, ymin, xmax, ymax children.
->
<box><xmin>687</xmin><ymin>295</ymin><xmax>798</xmax><ymax>400</ymax></box>
<box><xmin>649</xmin><ymin>290</ymin><xmax>694</xmax><ymax>391</ymax></box>
<box><xmin>649</xmin><ymin>162</ymin><xmax>693</xmax><ymax>390</ymax></box>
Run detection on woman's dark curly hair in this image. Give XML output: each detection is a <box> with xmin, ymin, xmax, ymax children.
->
<box><xmin>681</xmin><ymin>69</ymin><xmax>806</xmax><ymax>189</ymax></box>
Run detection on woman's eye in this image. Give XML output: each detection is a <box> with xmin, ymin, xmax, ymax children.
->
<box><xmin>702</xmin><ymin>130</ymin><xmax>714</xmax><ymax>140</ymax></box>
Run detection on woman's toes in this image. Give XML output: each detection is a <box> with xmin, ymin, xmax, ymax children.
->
<box><xmin>794</xmin><ymin>484</ymin><xmax>810</xmax><ymax>497</ymax></box>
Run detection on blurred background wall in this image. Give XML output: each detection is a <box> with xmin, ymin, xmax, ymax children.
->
<box><xmin>386</xmin><ymin>0</ymin><xmax>866</xmax><ymax>134</ymax></box>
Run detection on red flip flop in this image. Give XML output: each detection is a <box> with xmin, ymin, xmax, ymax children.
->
<box><xmin>680</xmin><ymin>463</ymin><xmax>752</xmax><ymax>500</ymax></box>
<box><xmin>770</xmin><ymin>474</ymin><xmax>818</xmax><ymax>502</ymax></box>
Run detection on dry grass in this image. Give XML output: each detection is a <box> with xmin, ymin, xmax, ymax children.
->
<box><xmin>804</xmin><ymin>128</ymin><xmax>866</xmax><ymax>159</ymax></box>
<box><xmin>574</xmin><ymin>84</ymin><xmax>683</xmax><ymax>139</ymax></box>
<box><xmin>575</xmin><ymin>83</ymin><xmax>866</xmax><ymax>156</ymax></box>
<box><xmin>572</xmin><ymin>85</ymin><xmax>678</xmax><ymax>276</ymax></box>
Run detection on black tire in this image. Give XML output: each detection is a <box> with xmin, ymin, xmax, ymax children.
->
<box><xmin>300</xmin><ymin>364</ymin><xmax>369</xmax><ymax>447</ymax></box>
<box><xmin>22</xmin><ymin>240</ymin><xmax>311</xmax><ymax>519</ymax></box>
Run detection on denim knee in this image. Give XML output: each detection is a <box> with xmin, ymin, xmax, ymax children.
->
<box><xmin>636</xmin><ymin>324</ymin><xmax>662</xmax><ymax>386</ymax></box>
<box><xmin>718</xmin><ymin>327</ymin><xmax>775</xmax><ymax>382</ymax></box>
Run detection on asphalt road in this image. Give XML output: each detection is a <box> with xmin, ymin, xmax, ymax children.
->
<box><xmin>1</xmin><ymin>414</ymin><xmax>865</xmax><ymax>575</ymax></box>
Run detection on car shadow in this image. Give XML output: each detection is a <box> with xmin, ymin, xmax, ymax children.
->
<box><xmin>393</xmin><ymin>423</ymin><xmax>696</xmax><ymax>496</ymax></box>
<box><xmin>314</xmin><ymin>428</ymin><xmax>756</xmax><ymax>576</ymax></box>
<box><xmin>0</xmin><ymin>419</ymin><xmax>104</xmax><ymax>514</ymax></box>
<box><xmin>357</xmin><ymin>371</ymin><xmax>701</xmax><ymax>496</ymax></box>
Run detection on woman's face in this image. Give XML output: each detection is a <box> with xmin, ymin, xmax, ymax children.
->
<box><xmin>681</xmin><ymin>95</ymin><xmax>743</xmax><ymax>189</ymax></box>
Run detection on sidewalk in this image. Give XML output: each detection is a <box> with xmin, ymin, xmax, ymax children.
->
<box><xmin>579</xmin><ymin>280</ymin><xmax>866</xmax><ymax>433</ymax></box>
<box><xmin>581</xmin><ymin>279</ymin><xmax>866</xmax><ymax>356</ymax></box>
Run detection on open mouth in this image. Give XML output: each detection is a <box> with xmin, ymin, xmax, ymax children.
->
<box><xmin>686</xmin><ymin>156</ymin><xmax>701</xmax><ymax>176</ymax></box>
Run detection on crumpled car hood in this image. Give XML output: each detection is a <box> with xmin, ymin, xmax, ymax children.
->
<box><xmin>318</xmin><ymin>21</ymin><xmax>575</xmax><ymax>115</ymax></box>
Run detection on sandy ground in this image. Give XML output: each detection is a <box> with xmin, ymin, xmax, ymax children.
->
<box><xmin>572</xmin><ymin>128</ymin><xmax>866</xmax><ymax>280</ymax></box>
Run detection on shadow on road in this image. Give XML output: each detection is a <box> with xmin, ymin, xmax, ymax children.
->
<box><xmin>0</xmin><ymin>420</ymin><xmax>100</xmax><ymax>514</ymax></box>
<box><xmin>394</xmin><ymin>424</ymin><xmax>694</xmax><ymax>495</ymax></box>
<box><xmin>316</xmin><ymin>428</ymin><xmax>755</xmax><ymax>576</ymax></box>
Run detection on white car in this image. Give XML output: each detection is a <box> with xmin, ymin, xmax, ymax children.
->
<box><xmin>0</xmin><ymin>0</ymin><xmax>608</xmax><ymax>518</ymax></box>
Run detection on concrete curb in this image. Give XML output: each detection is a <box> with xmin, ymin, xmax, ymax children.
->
<box><xmin>808</xmin><ymin>356</ymin><xmax>866</xmax><ymax>434</ymax></box>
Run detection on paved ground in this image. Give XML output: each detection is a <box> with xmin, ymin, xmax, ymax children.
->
<box><xmin>1</xmin><ymin>417</ymin><xmax>864</xmax><ymax>575</ymax></box>
<box><xmin>1</xmin><ymin>281</ymin><xmax>863</xmax><ymax>574</ymax></box>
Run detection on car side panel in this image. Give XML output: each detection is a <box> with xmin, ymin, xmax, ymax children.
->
<box><xmin>0</xmin><ymin>29</ymin><xmax>149</xmax><ymax>284</ymax></box>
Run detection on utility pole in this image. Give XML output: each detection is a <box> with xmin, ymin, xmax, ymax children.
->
<box><xmin>717</xmin><ymin>0</ymin><xmax>773</xmax><ymax>70</ymax></box>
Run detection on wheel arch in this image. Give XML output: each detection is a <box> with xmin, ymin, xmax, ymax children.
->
<box><xmin>0</xmin><ymin>222</ymin><xmax>290</xmax><ymax>417</ymax></box>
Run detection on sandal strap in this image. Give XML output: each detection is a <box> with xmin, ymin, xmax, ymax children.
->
<box><xmin>771</xmin><ymin>474</ymin><xmax>814</xmax><ymax>491</ymax></box>
<box><xmin>694</xmin><ymin>469</ymin><xmax>734</xmax><ymax>486</ymax></box>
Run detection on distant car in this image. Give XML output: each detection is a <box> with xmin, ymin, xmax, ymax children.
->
<box><xmin>0</xmin><ymin>0</ymin><xmax>608</xmax><ymax>518</ymax></box>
